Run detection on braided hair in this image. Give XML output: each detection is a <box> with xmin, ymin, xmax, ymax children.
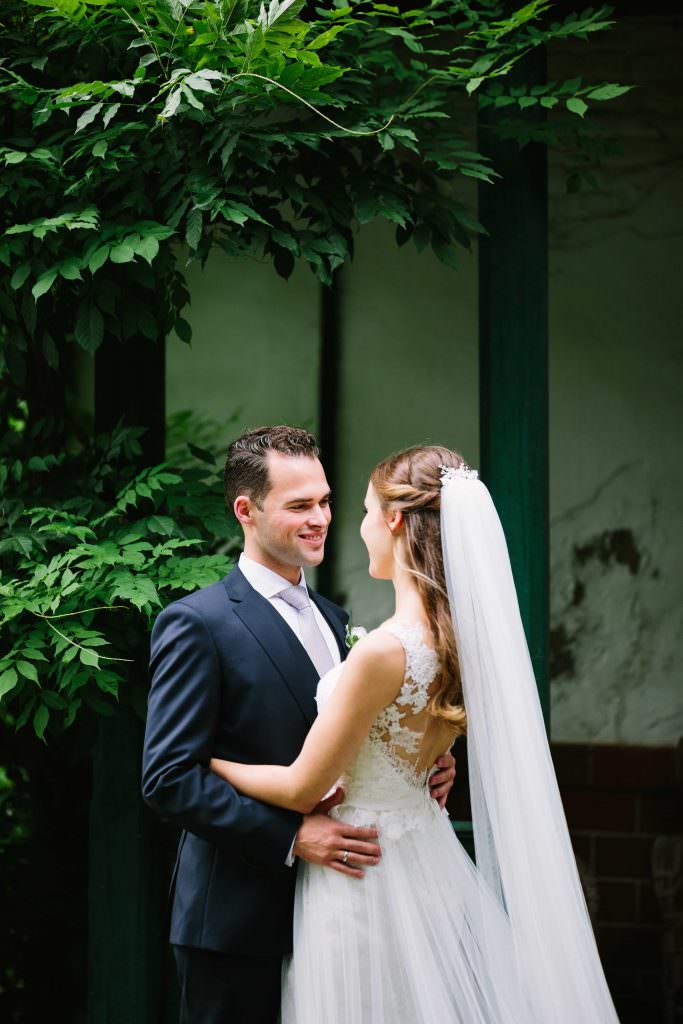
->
<box><xmin>370</xmin><ymin>444</ymin><xmax>468</xmax><ymax>733</ymax></box>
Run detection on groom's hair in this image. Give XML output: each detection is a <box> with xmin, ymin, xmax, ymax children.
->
<box><xmin>224</xmin><ymin>425</ymin><xmax>320</xmax><ymax>513</ymax></box>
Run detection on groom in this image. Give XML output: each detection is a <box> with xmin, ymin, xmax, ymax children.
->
<box><xmin>142</xmin><ymin>425</ymin><xmax>456</xmax><ymax>1024</ymax></box>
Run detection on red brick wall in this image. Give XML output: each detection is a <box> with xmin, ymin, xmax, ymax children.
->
<box><xmin>555</xmin><ymin>741</ymin><xmax>682</xmax><ymax>1024</ymax></box>
<box><xmin>448</xmin><ymin>738</ymin><xmax>683</xmax><ymax>1023</ymax></box>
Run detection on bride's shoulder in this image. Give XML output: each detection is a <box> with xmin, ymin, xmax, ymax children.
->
<box><xmin>344</xmin><ymin>627</ymin><xmax>406</xmax><ymax>693</ymax></box>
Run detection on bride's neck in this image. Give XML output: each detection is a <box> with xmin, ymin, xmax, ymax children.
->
<box><xmin>391</xmin><ymin>561</ymin><xmax>427</xmax><ymax>624</ymax></box>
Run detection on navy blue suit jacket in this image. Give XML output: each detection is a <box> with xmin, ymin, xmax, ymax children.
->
<box><xmin>142</xmin><ymin>564</ymin><xmax>349</xmax><ymax>955</ymax></box>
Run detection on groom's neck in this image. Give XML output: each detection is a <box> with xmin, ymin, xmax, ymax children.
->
<box><xmin>242</xmin><ymin>544</ymin><xmax>303</xmax><ymax>586</ymax></box>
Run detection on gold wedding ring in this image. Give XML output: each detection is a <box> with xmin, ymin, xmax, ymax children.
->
<box><xmin>342</xmin><ymin>850</ymin><xmax>349</xmax><ymax>864</ymax></box>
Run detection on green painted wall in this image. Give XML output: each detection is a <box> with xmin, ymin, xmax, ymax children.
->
<box><xmin>333</xmin><ymin>214</ymin><xmax>479</xmax><ymax>628</ymax></box>
<box><xmin>168</xmin><ymin>250</ymin><xmax>320</xmax><ymax>433</ymax></box>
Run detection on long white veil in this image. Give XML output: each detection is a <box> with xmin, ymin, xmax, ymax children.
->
<box><xmin>440</xmin><ymin>465</ymin><xmax>620</xmax><ymax>1022</ymax></box>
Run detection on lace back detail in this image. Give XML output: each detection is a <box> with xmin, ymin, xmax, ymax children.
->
<box><xmin>368</xmin><ymin>621</ymin><xmax>446</xmax><ymax>780</ymax></box>
<box><xmin>323</xmin><ymin>620</ymin><xmax>457</xmax><ymax>841</ymax></box>
<box><xmin>381</xmin><ymin>621</ymin><xmax>441</xmax><ymax>705</ymax></box>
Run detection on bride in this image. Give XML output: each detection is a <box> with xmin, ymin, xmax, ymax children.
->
<box><xmin>210</xmin><ymin>444</ymin><xmax>620</xmax><ymax>1023</ymax></box>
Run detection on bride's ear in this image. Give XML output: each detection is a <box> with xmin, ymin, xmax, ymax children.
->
<box><xmin>387</xmin><ymin>509</ymin><xmax>403</xmax><ymax>534</ymax></box>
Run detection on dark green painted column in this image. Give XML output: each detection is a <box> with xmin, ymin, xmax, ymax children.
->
<box><xmin>317</xmin><ymin>270</ymin><xmax>344</xmax><ymax>605</ymax></box>
<box><xmin>89</xmin><ymin>336</ymin><xmax>168</xmax><ymax>1023</ymax></box>
<box><xmin>88</xmin><ymin>703</ymin><xmax>166</xmax><ymax>1023</ymax></box>
<box><xmin>477</xmin><ymin>47</ymin><xmax>550</xmax><ymax>729</ymax></box>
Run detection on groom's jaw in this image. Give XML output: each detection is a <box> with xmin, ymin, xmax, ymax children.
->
<box><xmin>295</xmin><ymin>530</ymin><xmax>326</xmax><ymax>565</ymax></box>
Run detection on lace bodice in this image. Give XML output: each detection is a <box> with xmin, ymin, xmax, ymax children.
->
<box><xmin>316</xmin><ymin>620</ymin><xmax>457</xmax><ymax>839</ymax></box>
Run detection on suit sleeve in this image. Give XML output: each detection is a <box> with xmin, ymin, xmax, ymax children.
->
<box><xmin>142</xmin><ymin>601</ymin><xmax>302</xmax><ymax>868</ymax></box>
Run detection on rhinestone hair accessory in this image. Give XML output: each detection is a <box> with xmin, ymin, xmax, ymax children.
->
<box><xmin>439</xmin><ymin>463</ymin><xmax>479</xmax><ymax>483</ymax></box>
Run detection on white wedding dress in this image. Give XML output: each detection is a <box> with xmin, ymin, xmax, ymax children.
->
<box><xmin>280</xmin><ymin>620</ymin><xmax>533</xmax><ymax>1024</ymax></box>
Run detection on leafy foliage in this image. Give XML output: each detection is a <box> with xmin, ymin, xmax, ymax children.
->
<box><xmin>0</xmin><ymin>0</ymin><xmax>630</xmax><ymax>383</ymax></box>
<box><xmin>0</xmin><ymin>411</ymin><xmax>239</xmax><ymax>741</ymax></box>
<box><xmin>0</xmin><ymin>0</ymin><xmax>631</xmax><ymax>737</ymax></box>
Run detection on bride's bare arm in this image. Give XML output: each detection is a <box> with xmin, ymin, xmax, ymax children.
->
<box><xmin>210</xmin><ymin>632</ymin><xmax>405</xmax><ymax>814</ymax></box>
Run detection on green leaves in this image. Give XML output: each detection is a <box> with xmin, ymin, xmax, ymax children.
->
<box><xmin>478</xmin><ymin>69</ymin><xmax>632</xmax><ymax>126</ymax></box>
<box><xmin>109</xmin><ymin>241</ymin><xmax>136</xmax><ymax>263</ymax></box>
<box><xmin>41</xmin><ymin>691</ymin><xmax>68</xmax><ymax>710</ymax></box>
<box><xmin>431</xmin><ymin>235</ymin><xmax>458</xmax><ymax>271</ymax></box>
<box><xmin>174</xmin><ymin>317</ymin><xmax>192</xmax><ymax>344</ymax></box>
<box><xmin>0</xmin><ymin>425</ymin><xmax>239</xmax><ymax>740</ymax></box>
<box><xmin>79</xmin><ymin>648</ymin><xmax>100</xmax><ymax>669</ymax></box>
<box><xmin>11</xmin><ymin>264</ymin><xmax>31</xmax><ymax>290</ymax></box>
<box><xmin>88</xmin><ymin>245</ymin><xmax>109</xmax><ymax>272</ymax></box>
<box><xmin>59</xmin><ymin>257</ymin><xmax>83</xmax><ymax>281</ymax></box>
<box><xmin>259</xmin><ymin>0</ymin><xmax>306</xmax><ymax>29</ymax></box>
<box><xmin>159</xmin><ymin>554</ymin><xmax>232</xmax><ymax>592</ymax></box>
<box><xmin>4</xmin><ymin>149</ymin><xmax>27</xmax><ymax>164</ymax></box>
<box><xmin>32</xmin><ymin>269</ymin><xmax>57</xmax><ymax>301</ymax></box>
<box><xmin>76</xmin><ymin>102</ymin><xmax>103</xmax><ymax>133</ymax></box>
<box><xmin>0</xmin><ymin>668</ymin><xmax>18</xmax><ymax>699</ymax></box>
<box><xmin>185</xmin><ymin>208</ymin><xmax>203</xmax><ymax>251</ymax></box>
<box><xmin>0</xmin><ymin>0</ymin><xmax>630</xmax><ymax>389</ymax></box>
<box><xmin>110</xmin><ymin>572</ymin><xmax>160</xmax><ymax>611</ymax></box>
<box><xmin>6</xmin><ymin>208</ymin><xmax>100</xmax><ymax>239</ymax></box>
<box><xmin>566</xmin><ymin>97</ymin><xmax>588</xmax><ymax>118</ymax></box>
<box><xmin>74</xmin><ymin>302</ymin><xmax>104</xmax><ymax>352</ymax></box>
<box><xmin>17</xmin><ymin>660</ymin><xmax>39</xmax><ymax>683</ymax></box>
<box><xmin>137</xmin><ymin>236</ymin><xmax>159</xmax><ymax>264</ymax></box>
<box><xmin>33</xmin><ymin>704</ymin><xmax>49</xmax><ymax>742</ymax></box>
<box><xmin>587</xmin><ymin>83</ymin><xmax>632</xmax><ymax>102</ymax></box>
<box><xmin>307</xmin><ymin>24</ymin><xmax>347</xmax><ymax>50</ymax></box>
<box><xmin>160</xmin><ymin>87</ymin><xmax>182</xmax><ymax>119</ymax></box>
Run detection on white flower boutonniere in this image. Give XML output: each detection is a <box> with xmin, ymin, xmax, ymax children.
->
<box><xmin>345</xmin><ymin>623</ymin><xmax>367</xmax><ymax>650</ymax></box>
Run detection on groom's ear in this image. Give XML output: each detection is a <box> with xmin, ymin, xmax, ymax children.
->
<box><xmin>234</xmin><ymin>495</ymin><xmax>256</xmax><ymax>527</ymax></box>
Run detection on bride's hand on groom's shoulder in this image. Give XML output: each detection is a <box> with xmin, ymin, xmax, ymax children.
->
<box><xmin>293</xmin><ymin>786</ymin><xmax>382</xmax><ymax>880</ymax></box>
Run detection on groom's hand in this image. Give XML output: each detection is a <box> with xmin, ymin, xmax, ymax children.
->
<box><xmin>293</xmin><ymin>786</ymin><xmax>382</xmax><ymax>879</ymax></box>
<box><xmin>429</xmin><ymin>752</ymin><xmax>456</xmax><ymax>809</ymax></box>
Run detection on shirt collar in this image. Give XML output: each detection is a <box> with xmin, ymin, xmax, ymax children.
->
<box><xmin>238</xmin><ymin>552</ymin><xmax>308</xmax><ymax>600</ymax></box>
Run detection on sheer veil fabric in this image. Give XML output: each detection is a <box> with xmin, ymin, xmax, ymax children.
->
<box><xmin>440</xmin><ymin>469</ymin><xmax>619</xmax><ymax>1022</ymax></box>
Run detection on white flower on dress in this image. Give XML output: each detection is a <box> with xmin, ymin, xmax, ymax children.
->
<box><xmin>345</xmin><ymin>624</ymin><xmax>367</xmax><ymax>649</ymax></box>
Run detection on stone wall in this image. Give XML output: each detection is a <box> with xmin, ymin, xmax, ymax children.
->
<box><xmin>547</xmin><ymin>14</ymin><xmax>683</xmax><ymax>746</ymax></box>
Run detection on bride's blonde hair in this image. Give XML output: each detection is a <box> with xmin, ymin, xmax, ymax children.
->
<box><xmin>370</xmin><ymin>444</ymin><xmax>468</xmax><ymax>734</ymax></box>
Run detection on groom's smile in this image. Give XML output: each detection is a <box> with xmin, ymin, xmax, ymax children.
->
<box><xmin>299</xmin><ymin>531</ymin><xmax>325</xmax><ymax>548</ymax></box>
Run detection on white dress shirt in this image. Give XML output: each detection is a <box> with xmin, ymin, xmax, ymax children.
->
<box><xmin>238</xmin><ymin>553</ymin><xmax>341</xmax><ymax>666</ymax></box>
<box><xmin>237</xmin><ymin>553</ymin><xmax>342</xmax><ymax>865</ymax></box>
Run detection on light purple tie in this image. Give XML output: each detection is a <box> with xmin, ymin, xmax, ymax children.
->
<box><xmin>276</xmin><ymin>585</ymin><xmax>335</xmax><ymax>678</ymax></box>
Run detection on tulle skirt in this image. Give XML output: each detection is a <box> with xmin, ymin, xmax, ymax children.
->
<box><xmin>280</xmin><ymin>793</ymin><xmax>533</xmax><ymax>1023</ymax></box>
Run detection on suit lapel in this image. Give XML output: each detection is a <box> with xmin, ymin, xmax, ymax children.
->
<box><xmin>223</xmin><ymin>567</ymin><xmax>320</xmax><ymax>726</ymax></box>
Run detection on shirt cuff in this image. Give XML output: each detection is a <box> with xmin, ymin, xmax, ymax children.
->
<box><xmin>285</xmin><ymin>836</ymin><xmax>296</xmax><ymax>867</ymax></box>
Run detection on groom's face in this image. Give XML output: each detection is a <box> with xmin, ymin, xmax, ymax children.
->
<box><xmin>242</xmin><ymin>452</ymin><xmax>331</xmax><ymax>573</ymax></box>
